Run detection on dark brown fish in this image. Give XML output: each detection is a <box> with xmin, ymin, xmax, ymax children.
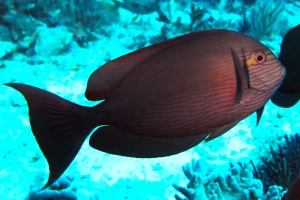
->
<box><xmin>4</xmin><ymin>30</ymin><xmax>285</xmax><ymax>189</ymax></box>
<box><xmin>283</xmin><ymin>173</ymin><xmax>300</xmax><ymax>200</ymax></box>
<box><xmin>271</xmin><ymin>24</ymin><xmax>300</xmax><ymax>107</ymax></box>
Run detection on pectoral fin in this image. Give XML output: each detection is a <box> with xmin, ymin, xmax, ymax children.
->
<box><xmin>205</xmin><ymin>120</ymin><xmax>239</xmax><ymax>142</ymax></box>
<box><xmin>256</xmin><ymin>105</ymin><xmax>265</xmax><ymax>126</ymax></box>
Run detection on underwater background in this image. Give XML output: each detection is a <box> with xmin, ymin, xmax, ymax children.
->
<box><xmin>0</xmin><ymin>0</ymin><xmax>300</xmax><ymax>199</ymax></box>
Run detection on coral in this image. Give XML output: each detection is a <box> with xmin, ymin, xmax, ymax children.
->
<box><xmin>251</xmin><ymin>134</ymin><xmax>300</xmax><ymax>193</ymax></box>
<box><xmin>67</xmin><ymin>0</ymin><xmax>120</xmax><ymax>43</ymax></box>
<box><xmin>238</xmin><ymin>12</ymin><xmax>251</xmax><ymax>34</ymax></box>
<box><xmin>0</xmin><ymin>0</ymin><xmax>120</xmax><ymax>50</ymax></box>
<box><xmin>1</xmin><ymin>12</ymin><xmax>38</xmax><ymax>41</ymax></box>
<box><xmin>173</xmin><ymin>159</ymin><xmax>218</xmax><ymax>200</ymax></box>
<box><xmin>155</xmin><ymin>1</ymin><xmax>212</xmax><ymax>40</ymax></box>
<box><xmin>174</xmin><ymin>159</ymin><xmax>286</xmax><ymax>200</ymax></box>
<box><xmin>27</xmin><ymin>189</ymin><xmax>77</xmax><ymax>200</ymax></box>
<box><xmin>112</xmin><ymin>0</ymin><xmax>158</xmax><ymax>14</ymax></box>
<box><xmin>0</xmin><ymin>24</ymin><xmax>12</xmax><ymax>41</ymax></box>
<box><xmin>250</xmin><ymin>0</ymin><xmax>286</xmax><ymax>40</ymax></box>
<box><xmin>155</xmin><ymin>0</ymin><xmax>234</xmax><ymax>41</ymax></box>
<box><xmin>243</xmin><ymin>0</ymin><xmax>257</xmax><ymax>6</ymax></box>
<box><xmin>25</xmin><ymin>172</ymin><xmax>77</xmax><ymax>200</ymax></box>
<box><xmin>25</xmin><ymin>172</ymin><xmax>102</xmax><ymax>200</ymax></box>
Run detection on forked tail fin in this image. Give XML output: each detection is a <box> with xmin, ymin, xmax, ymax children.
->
<box><xmin>4</xmin><ymin>83</ymin><xmax>96</xmax><ymax>189</ymax></box>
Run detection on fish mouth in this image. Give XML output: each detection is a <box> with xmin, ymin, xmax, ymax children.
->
<box><xmin>273</xmin><ymin>66</ymin><xmax>287</xmax><ymax>91</ymax></box>
<box><xmin>281</xmin><ymin>67</ymin><xmax>286</xmax><ymax>76</ymax></box>
<box><xmin>249</xmin><ymin>65</ymin><xmax>286</xmax><ymax>92</ymax></box>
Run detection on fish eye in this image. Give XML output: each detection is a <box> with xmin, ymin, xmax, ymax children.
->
<box><xmin>255</xmin><ymin>52</ymin><xmax>266</xmax><ymax>63</ymax></box>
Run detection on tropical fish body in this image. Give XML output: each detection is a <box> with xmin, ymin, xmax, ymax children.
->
<box><xmin>5</xmin><ymin>30</ymin><xmax>285</xmax><ymax>189</ymax></box>
<box><xmin>92</xmin><ymin>35</ymin><xmax>279</xmax><ymax>136</ymax></box>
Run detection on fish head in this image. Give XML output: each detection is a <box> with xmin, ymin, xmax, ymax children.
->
<box><xmin>244</xmin><ymin>48</ymin><xmax>286</xmax><ymax>92</ymax></box>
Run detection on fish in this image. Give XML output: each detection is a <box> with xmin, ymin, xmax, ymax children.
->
<box><xmin>112</xmin><ymin>0</ymin><xmax>158</xmax><ymax>14</ymax></box>
<box><xmin>283</xmin><ymin>173</ymin><xmax>300</xmax><ymax>200</ymax></box>
<box><xmin>271</xmin><ymin>24</ymin><xmax>300</xmax><ymax>108</ymax></box>
<box><xmin>4</xmin><ymin>30</ymin><xmax>286</xmax><ymax>189</ymax></box>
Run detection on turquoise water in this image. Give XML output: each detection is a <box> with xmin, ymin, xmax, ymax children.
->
<box><xmin>0</xmin><ymin>0</ymin><xmax>299</xmax><ymax>199</ymax></box>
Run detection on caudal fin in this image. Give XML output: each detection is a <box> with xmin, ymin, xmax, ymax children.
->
<box><xmin>4</xmin><ymin>83</ymin><xmax>96</xmax><ymax>189</ymax></box>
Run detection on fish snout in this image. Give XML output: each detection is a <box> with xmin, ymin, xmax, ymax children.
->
<box><xmin>270</xmin><ymin>64</ymin><xmax>286</xmax><ymax>92</ymax></box>
<box><xmin>281</xmin><ymin>65</ymin><xmax>286</xmax><ymax>77</ymax></box>
<box><xmin>248</xmin><ymin>62</ymin><xmax>286</xmax><ymax>92</ymax></box>
<box><xmin>278</xmin><ymin>64</ymin><xmax>286</xmax><ymax>85</ymax></box>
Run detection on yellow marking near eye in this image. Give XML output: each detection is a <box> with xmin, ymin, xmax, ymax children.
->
<box><xmin>245</xmin><ymin>50</ymin><xmax>274</xmax><ymax>66</ymax></box>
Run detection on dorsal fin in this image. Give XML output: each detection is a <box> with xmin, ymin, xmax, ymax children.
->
<box><xmin>85</xmin><ymin>31</ymin><xmax>220</xmax><ymax>101</ymax></box>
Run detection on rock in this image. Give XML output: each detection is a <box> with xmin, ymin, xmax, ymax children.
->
<box><xmin>0</xmin><ymin>41</ymin><xmax>17</xmax><ymax>58</ymax></box>
<box><xmin>34</xmin><ymin>26</ymin><xmax>73</xmax><ymax>57</ymax></box>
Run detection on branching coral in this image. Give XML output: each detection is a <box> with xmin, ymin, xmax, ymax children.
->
<box><xmin>250</xmin><ymin>0</ymin><xmax>286</xmax><ymax>40</ymax></box>
<box><xmin>155</xmin><ymin>0</ymin><xmax>234</xmax><ymax>41</ymax></box>
<box><xmin>174</xmin><ymin>159</ymin><xmax>286</xmax><ymax>200</ymax></box>
<box><xmin>243</xmin><ymin>0</ymin><xmax>257</xmax><ymax>6</ymax></box>
<box><xmin>238</xmin><ymin>12</ymin><xmax>251</xmax><ymax>34</ymax></box>
<box><xmin>173</xmin><ymin>159</ymin><xmax>218</xmax><ymax>200</ymax></box>
<box><xmin>251</xmin><ymin>134</ymin><xmax>300</xmax><ymax>193</ymax></box>
<box><xmin>155</xmin><ymin>1</ymin><xmax>211</xmax><ymax>41</ymax></box>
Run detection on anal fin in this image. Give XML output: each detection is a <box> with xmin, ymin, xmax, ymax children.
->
<box><xmin>89</xmin><ymin>126</ymin><xmax>209</xmax><ymax>158</ymax></box>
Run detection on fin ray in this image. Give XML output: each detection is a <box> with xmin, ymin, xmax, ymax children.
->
<box><xmin>85</xmin><ymin>31</ymin><xmax>218</xmax><ymax>101</ymax></box>
<box><xmin>5</xmin><ymin>83</ymin><xmax>95</xmax><ymax>189</ymax></box>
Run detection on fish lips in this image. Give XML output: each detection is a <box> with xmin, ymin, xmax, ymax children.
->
<box><xmin>270</xmin><ymin>66</ymin><xmax>287</xmax><ymax>92</ymax></box>
<box><xmin>249</xmin><ymin>66</ymin><xmax>286</xmax><ymax>93</ymax></box>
